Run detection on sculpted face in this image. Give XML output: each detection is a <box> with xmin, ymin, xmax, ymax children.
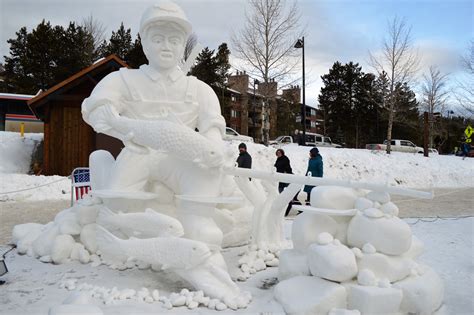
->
<box><xmin>142</xmin><ymin>23</ymin><xmax>186</xmax><ymax>71</ymax></box>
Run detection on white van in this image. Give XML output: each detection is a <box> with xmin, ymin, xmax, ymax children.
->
<box><xmin>270</xmin><ymin>132</ymin><xmax>341</xmax><ymax>148</ymax></box>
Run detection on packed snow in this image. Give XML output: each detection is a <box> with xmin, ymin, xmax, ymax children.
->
<box><xmin>2</xmin><ymin>218</ymin><xmax>472</xmax><ymax>314</ymax></box>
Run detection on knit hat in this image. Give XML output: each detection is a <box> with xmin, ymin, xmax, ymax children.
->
<box><xmin>310</xmin><ymin>147</ymin><xmax>319</xmax><ymax>157</ymax></box>
<box><xmin>238</xmin><ymin>143</ymin><xmax>247</xmax><ymax>149</ymax></box>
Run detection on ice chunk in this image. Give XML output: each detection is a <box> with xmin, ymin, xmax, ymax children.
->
<box><xmin>363</xmin><ymin>208</ymin><xmax>384</xmax><ymax>218</ymax></box>
<box><xmin>16</xmin><ymin>223</ymin><xmax>44</xmax><ymax>254</ymax></box>
<box><xmin>310</xmin><ymin>186</ymin><xmax>359</xmax><ymax>209</ymax></box>
<box><xmin>274</xmin><ymin>276</ymin><xmax>346</xmax><ymax>314</ymax></box>
<box><xmin>366</xmin><ymin>191</ymin><xmax>390</xmax><ymax>203</ymax></box>
<box><xmin>292</xmin><ymin>212</ymin><xmax>337</xmax><ymax>252</ymax></box>
<box><xmin>393</xmin><ymin>265</ymin><xmax>444</xmax><ymax>315</ymax></box>
<box><xmin>361</xmin><ymin>243</ymin><xmax>376</xmax><ymax>254</ymax></box>
<box><xmin>80</xmin><ymin>224</ymin><xmax>98</xmax><ymax>253</ymax></box>
<box><xmin>346</xmin><ymin>284</ymin><xmax>403</xmax><ymax>314</ymax></box>
<box><xmin>278</xmin><ymin>249</ymin><xmax>310</xmax><ymax>281</ymax></box>
<box><xmin>354</xmin><ymin>197</ymin><xmax>373</xmax><ymax>211</ymax></box>
<box><xmin>317</xmin><ymin>232</ymin><xmax>334</xmax><ymax>245</ymax></box>
<box><xmin>357</xmin><ymin>269</ymin><xmax>377</xmax><ymax>286</ymax></box>
<box><xmin>347</xmin><ymin>212</ymin><xmax>412</xmax><ymax>255</ymax></box>
<box><xmin>55</xmin><ymin>209</ymin><xmax>81</xmax><ymax>235</ymax></box>
<box><xmin>75</xmin><ymin>204</ymin><xmax>100</xmax><ymax>226</ymax></box>
<box><xmin>12</xmin><ymin>223</ymin><xmax>43</xmax><ymax>245</ymax></box>
<box><xmin>307</xmin><ymin>242</ymin><xmax>358</xmax><ymax>282</ymax></box>
<box><xmin>380</xmin><ymin>202</ymin><xmax>399</xmax><ymax>216</ymax></box>
<box><xmin>357</xmin><ymin>252</ymin><xmax>414</xmax><ymax>282</ymax></box>
<box><xmin>32</xmin><ymin>224</ymin><xmax>59</xmax><ymax>257</ymax></box>
<box><xmin>51</xmin><ymin>235</ymin><xmax>75</xmax><ymax>264</ymax></box>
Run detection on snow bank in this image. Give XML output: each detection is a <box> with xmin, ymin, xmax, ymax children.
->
<box><xmin>1</xmin><ymin>135</ymin><xmax>472</xmax><ymax>203</ymax></box>
<box><xmin>0</xmin><ymin>131</ymin><xmax>42</xmax><ymax>174</ymax></box>
<box><xmin>238</xmin><ymin>142</ymin><xmax>474</xmax><ymax>188</ymax></box>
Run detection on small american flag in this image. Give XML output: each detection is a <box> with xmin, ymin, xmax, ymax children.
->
<box><xmin>71</xmin><ymin>168</ymin><xmax>91</xmax><ymax>202</ymax></box>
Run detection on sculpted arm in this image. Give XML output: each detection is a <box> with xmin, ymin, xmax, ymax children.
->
<box><xmin>81</xmin><ymin>71</ymin><xmax>128</xmax><ymax>140</ymax></box>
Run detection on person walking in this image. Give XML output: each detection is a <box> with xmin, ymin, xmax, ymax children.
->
<box><xmin>274</xmin><ymin>149</ymin><xmax>294</xmax><ymax>216</ymax></box>
<box><xmin>236</xmin><ymin>143</ymin><xmax>252</xmax><ymax>169</ymax></box>
<box><xmin>274</xmin><ymin>149</ymin><xmax>293</xmax><ymax>193</ymax></box>
<box><xmin>303</xmin><ymin>147</ymin><xmax>323</xmax><ymax>202</ymax></box>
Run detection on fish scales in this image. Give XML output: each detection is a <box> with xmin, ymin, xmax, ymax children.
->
<box><xmin>116</xmin><ymin>118</ymin><xmax>218</xmax><ymax>163</ymax></box>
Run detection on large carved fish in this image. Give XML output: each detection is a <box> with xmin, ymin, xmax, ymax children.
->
<box><xmin>95</xmin><ymin>225</ymin><xmax>212</xmax><ymax>270</ymax></box>
<box><xmin>103</xmin><ymin>107</ymin><xmax>224</xmax><ymax>167</ymax></box>
<box><xmin>97</xmin><ymin>207</ymin><xmax>184</xmax><ymax>238</ymax></box>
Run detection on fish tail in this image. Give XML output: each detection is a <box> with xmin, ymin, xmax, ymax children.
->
<box><xmin>96</xmin><ymin>207</ymin><xmax>117</xmax><ymax>231</ymax></box>
<box><xmin>95</xmin><ymin>225</ymin><xmax>127</xmax><ymax>263</ymax></box>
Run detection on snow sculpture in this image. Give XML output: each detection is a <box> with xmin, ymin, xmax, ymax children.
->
<box><xmin>275</xmin><ymin>186</ymin><xmax>445</xmax><ymax>314</ymax></box>
<box><xmin>11</xmin><ymin>1</ymin><xmax>252</xmax><ymax>310</ymax></box>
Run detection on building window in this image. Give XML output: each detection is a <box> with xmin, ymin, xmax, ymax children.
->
<box><xmin>231</xmin><ymin>109</ymin><xmax>240</xmax><ymax>118</ymax></box>
<box><xmin>311</xmin><ymin>109</ymin><xmax>316</xmax><ymax>116</ymax></box>
<box><xmin>311</xmin><ymin>121</ymin><xmax>316</xmax><ymax>128</ymax></box>
<box><xmin>231</xmin><ymin>95</ymin><xmax>236</xmax><ymax>102</ymax></box>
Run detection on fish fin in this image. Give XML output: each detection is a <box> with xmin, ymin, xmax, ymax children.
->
<box><xmin>96</xmin><ymin>207</ymin><xmax>118</xmax><ymax>231</ymax></box>
<box><xmin>95</xmin><ymin>225</ymin><xmax>127</xmax><ymax>263</ymax></box>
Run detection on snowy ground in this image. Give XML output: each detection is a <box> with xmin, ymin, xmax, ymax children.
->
<box><xmin>1</xmin><ymin>132</ymin><xmax>473</xmax><ymax>314</ymax></box>
<box><xmin>1</xmin><ymin>218</ymin><xmax>473</xmax><ymax>315</ymax></box>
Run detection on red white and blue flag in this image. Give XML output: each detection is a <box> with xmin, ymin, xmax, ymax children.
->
<box><xmin>71</xmin><ymin>168</ymin><xmax>91</xmax><ymax>201</ymax></box>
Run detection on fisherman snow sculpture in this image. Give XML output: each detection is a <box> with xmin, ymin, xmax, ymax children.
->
<box><xmin>80</xmin><ymin>1</ymin><xmax>250</xmax><ymax>308</ymax></box>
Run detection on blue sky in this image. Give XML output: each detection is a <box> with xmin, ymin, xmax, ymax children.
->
<box><xmin>0</xmin><ymin>0</ymin><xmax>472</xmax><ymax>109</ymax></box>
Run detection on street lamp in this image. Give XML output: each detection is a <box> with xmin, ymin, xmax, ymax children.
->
<box><xmin>294</xmin><ymin>37</ymin><xmax>306</xmax><ymax>146</ymax></box>
<box><xmin>253</xmin><ymin>79</ymin><xmax>260</xmax><ymax>141</ymax></box>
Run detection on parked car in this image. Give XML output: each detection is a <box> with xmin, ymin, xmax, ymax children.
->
<box><xmin>270</xmin><ymin>132</ymin><xmax>342</xmax><ymax>148</ymax></box>
<box><xmin>366</xmin><ymin>139</ymin><xmax>424</xmax><ymax>153</ymax></box>
<box><xmin>224</xmin><ymin>127</ymin><xmax>254</xmax><ymax>142</ymax></box>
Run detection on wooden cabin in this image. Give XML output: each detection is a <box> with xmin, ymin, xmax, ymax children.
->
<box><xmin>28</xmin><ymin>55</ymin><xmax>128</xmax><ymax>176</ymax></box>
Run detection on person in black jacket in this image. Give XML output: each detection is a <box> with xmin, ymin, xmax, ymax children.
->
<box><xmin>236</xmin><ymin>143</ymin><xmax>252</xmax><ymax>168</ymax></box>
<box><xmin>274</xmin><ymin>148</ymin><xmax>295</xmax><ymax>216</ymax></box>
<box><xmin>274</xmin><ymin>149</ymin><xmax>293</xmax><ymax>193</ymax></box>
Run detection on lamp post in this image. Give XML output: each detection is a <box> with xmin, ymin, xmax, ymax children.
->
<box><xmin>253</xmin><ymin>79</ymin><xmax>260</xmax><ymax>141</ymax></box>
<box><xmin>295</xmin><ymin>37</ymin><xmax>306</xmax><ymax>145</ymax></box>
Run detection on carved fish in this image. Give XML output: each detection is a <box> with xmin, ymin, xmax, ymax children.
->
<box><xmin>97</xmin><ymin>207</ymin><xmax>184</xmax><ymax>238</ymax></box>
<box><xmin>95</xmin><ymin>225</ymin><xmax>212</xmax><ymax>269</ymax></box>
<box><xmin>103</xmin><ymin>106</ymin><xmax>224</xmax><ymax>167</ymax></box>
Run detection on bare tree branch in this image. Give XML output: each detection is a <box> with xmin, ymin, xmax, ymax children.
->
<box><xmin>369</xmin><ymin>16</ymin><xmax>421</xmax><ymax>153</ymax></box>
<box><xmin>82</xmin><ymin>14</ymin><xmax>106</xmax><ymax>50</ymax></box>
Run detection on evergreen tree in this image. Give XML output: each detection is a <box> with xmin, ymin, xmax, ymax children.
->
<box><xmin>2</xmin><ymin>21</ymin><xmax>96</xmax><ymax>94</ymax></box>
<box><xmin>126</xmin><ymin>35</ymin><xmax>147</xmax><ymax>68</ymax></box>
<box><xmin>98</xmin><ymin>23</ymin><xmax>132</xmax><ymax>61</ymax></box>
<box><xmin>189</xmin><ymin>43</ymin><xmax>231</xmax><ymax>88</ymax></box>
<box><xmin>319</xmin><ymin>61</ymin><xmax>380</xmax><ymax>147</ymax></box>
<box><xmin>390</xmin><ymin>82</ymin><xmax>420</xmax><ymax>142</ymax></box>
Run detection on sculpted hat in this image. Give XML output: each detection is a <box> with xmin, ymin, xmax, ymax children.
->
<box><xmin>140</xmin><ymin>1</ymin><xmax>192</xmax><ymax>37</ymax></box>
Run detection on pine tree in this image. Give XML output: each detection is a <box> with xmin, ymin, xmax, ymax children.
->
<box><xmin>126</xmin><ymin>35</ymin><xmax>147</xmax><ymax>68</ymax></box>
<box><xmin>2</xmin><ymin>21</ymin><xmax>96</xmax><ymax>94</ymax></box>
<box><xmin>98</xmin><ymin>23</ymin><xmax>132</xmax><ymax>61</ymax></box>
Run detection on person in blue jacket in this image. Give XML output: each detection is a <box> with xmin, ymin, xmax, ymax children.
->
<box><xmin>303</xmin><ymin>147</ymin><xmax>323</xmax><ymax>201</ymax></box>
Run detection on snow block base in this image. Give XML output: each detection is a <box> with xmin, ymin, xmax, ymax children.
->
<box><xmin>278</xmin><ymin>249</ymin><xmax>310</xmax><ymax>281</ymax></box>
<box><xmin>274</xmin><ymin>276</ymin><xmax>347</xmax><ymax>315</ymax></box>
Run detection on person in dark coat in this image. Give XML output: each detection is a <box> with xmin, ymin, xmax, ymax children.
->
<box><xmin>275</xmin><ymin>148</ymin><xmax>294</xmax><ymax>216</ymax></box>
<box><xmin>236</xmin><ymin>143</ymin><xmax>252</xmax><ymax>169</ymax></box>
<box><xmin>274</xmin><ymin>149</ymin><xmax>293</xmax><ymax>193</ymax></box>
<box><xmin>303</xmin><ymin>147</ymin><xmax>323</xmax><ymax>201</ymax></box>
